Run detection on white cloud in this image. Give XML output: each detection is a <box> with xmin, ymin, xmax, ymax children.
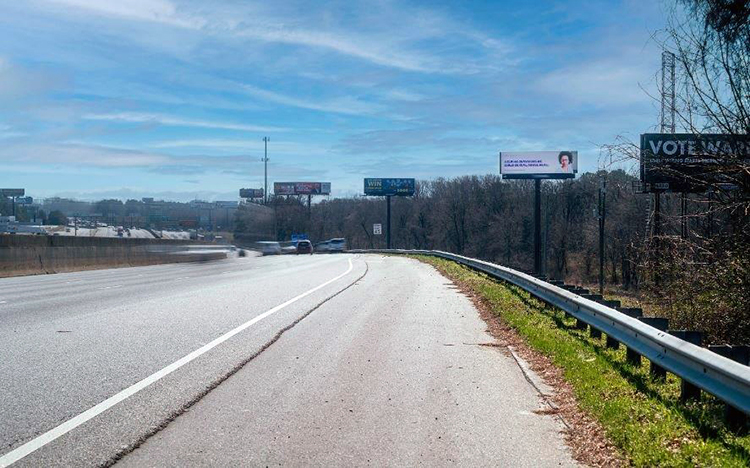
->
<box><xmin>44</xmin><ymin>0</ymin><xmax>205</xmax><ymax>28</ymax></box>
<box><xmin>83</xmin><ymin>112</ymin><xmax>285</xmax><ymax>132</ymax></box>
<box><xmin>152</xmin><ymin>138</ymin><xmax>329</xmax><ymax>154</ymax></box>
<box><xmin>239</xmin><ymin>83</ymin><xmax>383</xmax><ymax>116</ymax></box>
<box><xmin>0</xmin><ymin>57</ymin><xmax>68</xmax><ymax>101</ymax></box>
<box><xmin>1</xmin><ymin>143</ymin><xmax>174</xmax><ymax>167</ymax></box>
<box><xmin>535</xmin><ymin>60</ymin><xmax>654</xmax><ymax>107</ymax></box>
<box><xmin>36</xmin><ymin>0</ymin><xmax>505</xmax><ymax>74</ymax></box>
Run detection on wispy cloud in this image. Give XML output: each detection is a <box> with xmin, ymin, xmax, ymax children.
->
<box><xmin>36</xmin><ymin>0</ymin><xmax>504</xmax><ymax>74</ymax></box>
<box><xmin>44</xmin><ymin>0</ymin><xmax>205</xmax><ymax>29</ymax></box>
<box><xmin>82</xmin><ymin>112</ymin><xmax>286</xmax><ymax>132</ymax></box>
<box><xmin>151</xmin><ymin>138</ymin><xmax>330</xmax><ymax>154</ymax></box>
<box><xmin>239</xmin><ymin>83</ymin><xmax>383</xmax><ymax>116</ymax></box>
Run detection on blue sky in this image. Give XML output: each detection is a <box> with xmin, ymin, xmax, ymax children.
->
<box><xmin>1</xmin><ymin>0</ymin><xmax>668</xmax><ymax>201</ymax></box>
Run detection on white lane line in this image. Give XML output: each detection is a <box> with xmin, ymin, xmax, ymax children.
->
<box><xmin>0</xmin><ymin>301</ymin><xmax>7</xmax><ymax>304</ymax></box>
<box><xmin>0</xmin><ymin>258</ymin><xmax>355</xmax><ymax>468</ymax></box>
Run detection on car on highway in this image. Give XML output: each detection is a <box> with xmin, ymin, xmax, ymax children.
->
<box><xmin>279</xmin><ymin>241</ymin><xmax>298</xmax><ymax>254</ymax></box>
<box><xmin>296</xmin><ymin>239</ymin><xmax>313</xmax><ymax>255</ymax></box>
<box><xmin>315</xmin><ymin>238</ymin><xmax>347</xmax><ymax>253</ymax></box>
<box><xmin>255</xmin><ymin>241</ymin><xmax>282</xmax><ymax>255</ymax></box>
<box><xmin>327</xmin><ymin>238</ymin><xmax>347</xmax><ymax>253</ymax></box>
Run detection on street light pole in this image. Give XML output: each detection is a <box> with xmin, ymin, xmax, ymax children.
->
<box><xmin>262</xmin><ymin>137</ymin><xmax>269</xmax><ymax>204</ymax></box>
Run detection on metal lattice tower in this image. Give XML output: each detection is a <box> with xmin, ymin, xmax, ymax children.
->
<box><xmin>661</xmin><ymin>51</ymin><xmax>676</xmax><ymax>133</ymax></box>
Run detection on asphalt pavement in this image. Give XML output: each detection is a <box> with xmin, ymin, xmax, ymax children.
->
<box><xmin>0</xmin><ymin>254</ymin><xmax>575</xmax><ymax>467</ymax></box>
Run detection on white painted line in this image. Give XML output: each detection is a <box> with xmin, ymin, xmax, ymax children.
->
<box><xmin>0</xmin><ymin>258</ymin><xmax>355</xmax><ymax>467</ymax></box>
<box><xmin>0</xmin><ymin>301</ymin><xmax>7</xmax><ymax>304</ymax></box>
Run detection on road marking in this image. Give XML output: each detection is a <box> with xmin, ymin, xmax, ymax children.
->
<box><xmin>0</xmin><ymin>258</ymin><xmax>355</xmax><ymax>467</ymax></box>
<box><xmin>0</xmin><ymin>301</ymin><xmax>6</xmax><ymax>304</ymax></box>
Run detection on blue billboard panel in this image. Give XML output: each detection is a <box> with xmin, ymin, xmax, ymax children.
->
<box><xmin>364</xmin><ymin>178</ymin><xmax>415</xmax><ymax>196</ymax></box>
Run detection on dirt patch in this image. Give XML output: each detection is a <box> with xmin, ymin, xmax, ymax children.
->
<box><xmin>428</xmin><ymin>261</ymin><xmax>623</xmax><ymax>468</ymax></box>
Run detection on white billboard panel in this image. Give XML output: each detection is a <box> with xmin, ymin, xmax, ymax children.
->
<box><xmin>500</xmin><ymin>151</ymin><xmax>578</xmax><ymax>179</ymax></box>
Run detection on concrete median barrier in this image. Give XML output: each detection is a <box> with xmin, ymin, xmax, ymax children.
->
<box><xmin>0</xmin><ymin>236</ymin><xmax>228</xmax><ymax>277</ymax></box>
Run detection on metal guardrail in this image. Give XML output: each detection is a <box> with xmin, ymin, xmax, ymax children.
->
<box><xmin>353</xmin><ymin>249</ymin><xmax>750</xmax><ymax>415</ymax></box>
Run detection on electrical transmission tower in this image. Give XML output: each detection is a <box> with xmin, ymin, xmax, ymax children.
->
<box><xmin>661</xmin><ymin>51</ymin><xmax>676</xmax><ymax>133</ymax></box>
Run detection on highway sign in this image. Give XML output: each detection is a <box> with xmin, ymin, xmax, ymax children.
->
<box><xmin>373</xmin><ymin>223</ymin><xmax>382</xmax><ymax>235</ymax></box>
<box><xmin>16</xmin><ymin>196</ymin><xmax>34</xmax><ymax>205</ymax></box>
<box><xmin>1</xmin><ymin>188</ymin><xmax>25</xmax><ymax>197</ymax></box>
<box><xmin>240</xmin><ymin>188</ymin><xmax>264</xmax><ymax>198</ymax></box>
<box><xmin>363</xmin><ymin>178</ymin><xmax>415</xmax><ymax>196</ymax></box>
<box><xmin>500</xmin><ymin>152</ymin><xmax>577</xmax><ymax>179</ymax></box>
<box><xmin>640</xmin><ymin>133</ymin><xmax>750</xmax><ymax>193</ymax></box>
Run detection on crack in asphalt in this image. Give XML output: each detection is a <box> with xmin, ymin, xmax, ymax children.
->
<box><xmin>101</xmin><ymin>259</ymin><xmax>370</xmax><ymax>468</ymax></box>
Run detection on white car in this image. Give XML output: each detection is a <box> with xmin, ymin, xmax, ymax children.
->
<box><xmin>327</xmin><ymin>238</ymin><xmax>347</xmax><ymax>253</ymax></box>
<box><xmin>255</xmin><ymin>241</ymin><xmax>282</xmax><ymax>255</ymax></box>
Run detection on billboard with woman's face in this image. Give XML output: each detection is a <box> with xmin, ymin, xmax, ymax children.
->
<box><xmin>500</xmin><ymin>151</ymin><xmax>578</xmax><ymax>179</ymax></box>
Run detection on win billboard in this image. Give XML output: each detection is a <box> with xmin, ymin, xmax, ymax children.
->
<box><xmin>364</xmin><ymin>178</ymin><xmax>416</xmax><ymax>196</ymax></box>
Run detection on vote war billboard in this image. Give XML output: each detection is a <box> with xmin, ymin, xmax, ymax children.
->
<box><xmin>500</xmin><ymin>152</ymin><xmax>578</xmax><ymax>179</ymax></box>
<box><xmin>274</xmin><ymin>182</ymin><xmax>331</xmax><ymax>196</ymax></box>
<box><xmin>239</xmin><ymin>188</ymin><xmax>264</xmax><ymax>198</ymax></box>
<box><xmin>363</xmin><ymin>178</ymin><xmax>415</xmax><ymax>196</ymax></box>
<box><xmin>640</xmin><ymin>133</ymin><xmax>750</xmax><ymax>193</ymax></box>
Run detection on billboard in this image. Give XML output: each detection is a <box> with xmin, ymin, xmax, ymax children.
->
<box><xmin>239</xmin><ymin>188</ymin><xmax>264</xmax><ymax>199</ymax></box>
<box><xmin>0</xmin><ymin>189</ymin><xmax>25</xmax><ymax>197</ymax></box>
<box><xmin>274</xmin><ymin>182</ymin><xmax>331</xmax><ymax>195</ymax></box>
<box><xmin>500</xmin><ymin>152</ymin><xmax>578</xmax><ymax>179</ymax></box>
<box><xmin>364</xmin><ymin>178</ymin><xmax>416</xmax><ymax>196</ymax></box>
<box><xmin>640</xmin><ymin>133</ymin><xmax>750</xmax><ymax>193</ymax></box>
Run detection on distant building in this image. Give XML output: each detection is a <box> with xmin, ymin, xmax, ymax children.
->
<box><xmin>42</xmin><ymin>197</ymin><xmax>92</xmax><ymax>216</ymax></box>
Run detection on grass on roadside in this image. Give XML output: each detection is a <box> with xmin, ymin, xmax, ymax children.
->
<box><xmin>415</xmin><ymin>255</ymin><xmax>750</xmax><ymax>467</ymax></box>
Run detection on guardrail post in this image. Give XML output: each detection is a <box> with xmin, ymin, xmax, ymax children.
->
<box><xmin>619</xmin><ymin>309</ymin><xmax>646</xmax><ymax>366</ymax></box>
<box><xmin>605</xmin><ymin>334</ymin><xmax>619</xmax><ymax>349</ymax></box>
<box><xmin>561</xmin><ymin>285</ymin><xmax>577</xmax><ymax>319</ymax></box>
<box><xmin>708</xmin><ymin>345</ymin><xmax>748</xmax><ymax>429</ymax></box>
<box><xmin>639</xmin><ymin>317</ymin><xmax>669</xmax><ymax>380</ymax></box>
<box><xmin>581</xmin><ymin>293</ymin><xmax>603</xmax><ymax>301</ymax></box>
<box><xmin>670</xmin><ymin>330</ymin><xmax>703</xmax><ymax>401</ymax></box>
<box><xmin>589</xmin><ymin>326</ymin><xmax>602</xmax><ymax>339</ymax></box>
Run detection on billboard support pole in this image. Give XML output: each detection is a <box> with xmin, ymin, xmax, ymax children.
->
<box><xmin>307</xmin><ymin>194</ymin><xmax>311</xmax><ymax>219</ymax></box>
<box><xmin>534</xmin><ymin>179</ymin><xmax>542</xmax><ymax>276</ymax></box>
<box><xmin>599</xmin><ymin>177</ymin><xmax>606</xmax><ymax>295</ymax></box>
<box><xmin>680</xmin><ymin>193</ymin><xmax>687</xmax><ymax>239</ymax></box>
<box><xmin>12</xmin><ymin>197</ymin><xmax>16</xmax><ymax>217</ymax></box>
<box><xmin>654</xmin><ymin>192</ymin><xmax>661</xmax><ymax>286</ymax></box>
<box><xmin>386</xmin><ymin>195</ymin><xmax>392</xmax><ymax>250</ymax></box>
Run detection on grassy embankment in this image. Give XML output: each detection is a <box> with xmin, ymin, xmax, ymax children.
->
<box><xmin>415</xmin><ymin>255</ymin><xmax>749</xmax><ymax>467</ymax></box>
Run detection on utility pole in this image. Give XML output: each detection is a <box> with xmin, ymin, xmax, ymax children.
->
<box><xmin>262</xmin><ymin>137</ymin><xmax>270</xmax><ymax>204</ymax></box>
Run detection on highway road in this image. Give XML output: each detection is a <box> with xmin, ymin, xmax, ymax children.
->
<box><xmin>0</xmin><ymin>254</ymin><xmax>575</xmax><ymax>467</ymax></box>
